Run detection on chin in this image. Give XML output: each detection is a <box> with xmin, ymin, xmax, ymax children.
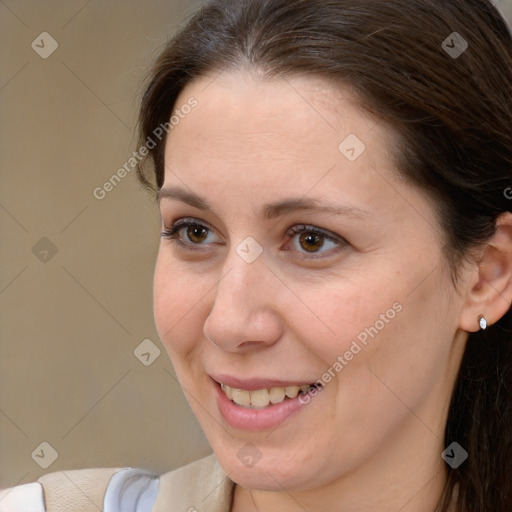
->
<box><xmin>228</xmin><ymin>463</ymin><xmax>302</xmax><ymax>492</ymax></box>
<box><xmin>214</xmin><ymin>445</ymin><xmax>325</xmax><ymax>492</ymax></box>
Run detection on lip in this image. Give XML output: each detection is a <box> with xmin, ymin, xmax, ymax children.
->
<box><xmin>210</xmin><ymin>374</ymin><xmax>314</xmax><ymax>391</ymax></box>
<box><xmin>210</xmin><ymin>376</ymin><xmax>319</xmax><ymax>431</ymax></box>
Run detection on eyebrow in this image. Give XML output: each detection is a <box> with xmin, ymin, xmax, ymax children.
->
<box><xmin>157</xmin><ymin>186</ymin><xmax>371</xmax><ymax>220</ymax></box>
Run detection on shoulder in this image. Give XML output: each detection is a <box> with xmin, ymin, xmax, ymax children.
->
<box><xmin>0</xmin><ymin>466</ymin><xmax>136</xmax><ymax>512</ymax></box>
<box><xmin>0</xmin><ymin>454</ymin><xmax>233</xmax><ymax>512</ymax></box>
<box><xmin>154</xmin><ymin>453</ymin><xmax>234</xmax><ymax>511</ymax></box>
<box><xmin>0</xmin><ymin>482</ymin><xmax>45</xmax><ymax>512</ymax></box>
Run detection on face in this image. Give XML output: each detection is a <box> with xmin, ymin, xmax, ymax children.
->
<box><xmin>153</xmin><ymin>70</ymin><xmax>467</xmax><ymax>492</ymax></box>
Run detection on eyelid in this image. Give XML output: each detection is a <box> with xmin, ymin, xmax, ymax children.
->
<box><xmin>160</xmin><ymin>217</ymin><xmax>348</xmax><ymax>257</ymax></box>
<box><xmin>161</xmin><ymin>217</ymin><xmax>221</xmax><ymax>249</ymax></box>
<box><xmin>286</xmin><ymin>224</ymin><xmax>346</xmax><ymax>245</ymax></box>
<box><xmin>284</xmin><ymin>225</ymin><xmax>347</xmax><ymax>259</ymax></box>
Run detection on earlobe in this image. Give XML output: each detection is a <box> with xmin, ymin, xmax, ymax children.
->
<box><xmin>459</xmin><ymin>212</ymin><xmax>512</xmax><ymax>333</ymax></box>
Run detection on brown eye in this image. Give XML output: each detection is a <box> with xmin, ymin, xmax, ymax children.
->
<box><xmin>286</xmin><ymin>224</ymin><xmax>348</xmax><ymax>258</ymax></box>
<box><xmin>298</xmin><ymin>232</ymin><xmax>325</xmax><ymax>252</ymax></box>
<box><xmin>184</xmin><ymin>224</ymin><xmax>209</xmax><ymax>244</ymax></box>
<box><xmin>160</xmin><ymin>219</ymin><xmax>220</xmax><ymax>249</ymax></box>
<box><xmin>161</xmin><ymin>218</ymin><xmax>349</xmax><ymax>259</ymax></box>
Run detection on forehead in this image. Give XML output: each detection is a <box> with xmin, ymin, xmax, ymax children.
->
<box><xmin>164</xmin><ymin>70</ymin><xmax>392</xmax><ymax>172</ymax></box>
<box><xmin>161</xmin><ymin>71</ymin><xmax>419</xmax><ymax>223</ymax></box>
<box><xmin>159</xmin><ymin>70</ymin><xmax>441</xmax><ymax>249</ymax></box>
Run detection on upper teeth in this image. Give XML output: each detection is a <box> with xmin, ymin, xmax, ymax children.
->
<box><xmin>221</xmin><ymin>383</ymin><xmax>310</xmax><ymax>408</ymax></box>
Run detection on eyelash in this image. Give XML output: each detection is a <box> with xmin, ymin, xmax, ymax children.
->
<box><xmin>160</xmin><ymin>217</ymin><xmax>348</xmax><ymax>259</ymax></box>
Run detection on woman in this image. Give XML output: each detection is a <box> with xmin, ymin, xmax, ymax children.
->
<box><xmin>1</xmin><ymin>0</ymin><xmax>511</xmax><ymax>510</ymax></box>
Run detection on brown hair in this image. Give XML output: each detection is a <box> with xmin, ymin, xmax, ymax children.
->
<box><xmin>136</xmin><ymin>1</ymin><xmax>512</xmax><ymax>509</ymax></box>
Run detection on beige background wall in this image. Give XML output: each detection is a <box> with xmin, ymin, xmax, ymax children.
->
<box><xmin>0</xmin><ymin>0</ymin><xmax>209</xmax><ymax>489</ymax></box>
<box><xmin>1</xmin><ymin>0</ymin><xmax>512</xmax><ymax>489</ymax></box>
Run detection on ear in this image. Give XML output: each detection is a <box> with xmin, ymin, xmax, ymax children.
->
<box><xmin>459</xmin><ymin>211</ymin><xmax>512</xmax><ymax>333</ymax></box>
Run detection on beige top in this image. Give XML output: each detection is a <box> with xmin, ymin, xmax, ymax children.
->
<box><xmin>0</xmin><ymin>454</ymin><xmax>235</xmax><ymax>512</ymax></box>
<box><xmin>153</xmin><ymin>453</ymin><xmax>234</xmax><ymax>511</ymax></box>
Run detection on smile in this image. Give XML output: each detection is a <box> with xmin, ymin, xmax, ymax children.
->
<box><xmin>220</xmin><ymin>383</ymin><xmax>312</xmax><ymax>408</ymax></box>
<box><xmin>211</xmin><ymin>375</ymin><xmax>322</xmax><ymax>430</ymax></box>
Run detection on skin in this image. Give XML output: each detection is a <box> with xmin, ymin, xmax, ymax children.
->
<box><xmin>153</xmin><ymin>70</ymin><xmax>512</xmax><ymax>512</ymax></box>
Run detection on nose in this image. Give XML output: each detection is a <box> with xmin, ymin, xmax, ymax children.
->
<box><xmin>202</xmin><ymin>246</ymin><xmax>283</xmax><ymax>354</ymax></box>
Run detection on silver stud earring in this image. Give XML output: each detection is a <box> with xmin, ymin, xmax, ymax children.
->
<box><xmin>478</xmin><ymin>315</ymin><xmax>487</xmax><ymax>330</ymax></box>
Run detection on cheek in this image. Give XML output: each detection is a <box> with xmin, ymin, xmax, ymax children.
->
<box><xmin>294</xmin><ymin>273</ymin><xmax>402</xmax><ymax>366</ymax></box>
<box><xmin>298</xmin><ymin>260</ymin><xmax>451</xmax><ymax>399</ymax></box>
<box><xmin>153</xmin><ymin>251</ymin><xmax>205</xmax><ymax>361</ymax></box>
<box><xmin>329</xmin><ymin>265</ymin><xmax>454</xmax><ymax>422</ymax></box>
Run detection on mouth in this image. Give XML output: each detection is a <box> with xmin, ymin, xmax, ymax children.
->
<box><xmin>208</xmin><ymin>374</ymin><xmax>322</xmax><ymax>430</ymax></box>
<box><xmin>210</xmin><ymin>376</ymin><xmax>321</xmax><ymax>430</ymax></box>
<box><xmin>220</xmin><ymin>382</ymin><xmax>314</xmax><ymax>409</ymax></box>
